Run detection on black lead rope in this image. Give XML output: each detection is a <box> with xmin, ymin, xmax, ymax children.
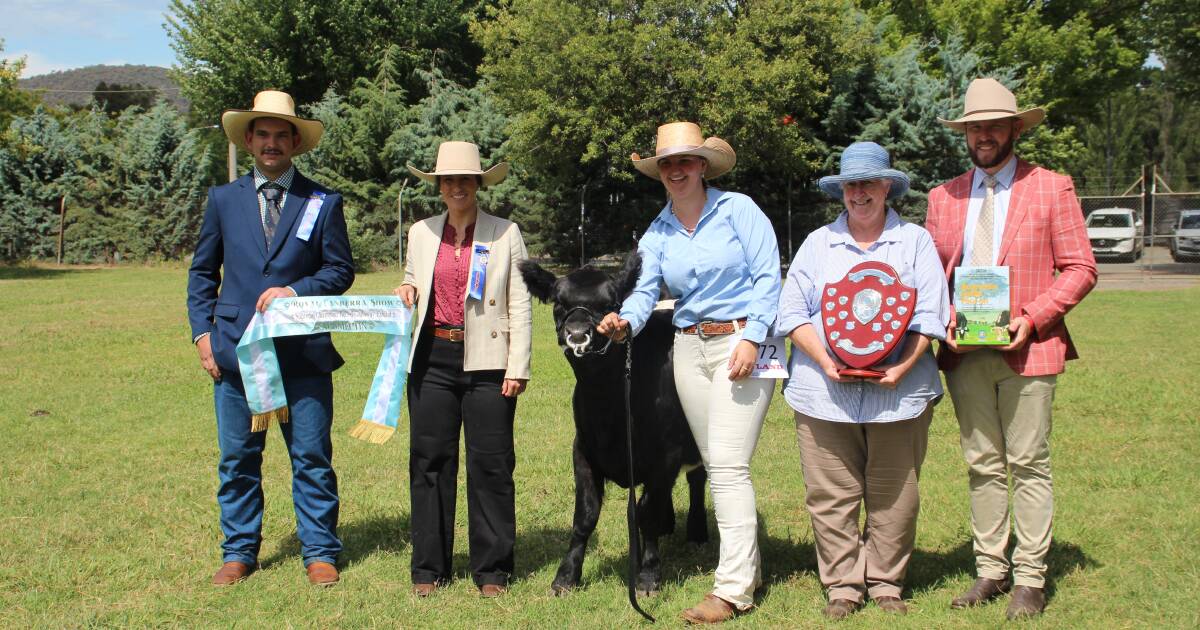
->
<box><xmin>623</xmin><ymin>338</ymin><xmax>655</xmax><ymax>623</ymax></box>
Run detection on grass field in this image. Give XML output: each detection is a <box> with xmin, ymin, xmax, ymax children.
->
<box><xmin>1</xmin><ymin>265</ymin><xmax>1197</xmax><ymax>628</ymax></box>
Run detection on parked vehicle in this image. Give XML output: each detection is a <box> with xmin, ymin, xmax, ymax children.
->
<box><xmin>1171</xmin><ymin>209</ymin><xmax>1200</xmax><ymax>262</ymax></box>
<box><xmin>1087</xmin><ymin>207</ymin><xmax>1144</xmax><ymax>262</ymax></box>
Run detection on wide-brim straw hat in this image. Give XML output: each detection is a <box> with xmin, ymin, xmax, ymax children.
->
<box><xmin>631</xmin><ymin>122</ymin><xmax>736</xmax><ymax>179</ymax></box>
<box><xmin>938</xmin><ymin>78</ymin><xmax>1045</xmax><ymax>131</ymax></box>
<box><xmin>406</xmin><ymin>141</ymin><xmax>509</xmax><ymax>187</ymax></box>
<box><xmin>221</xmin><ymin>90</ymin><xmax>324</xmax><ymax>155</ymax></box>
<box><xmin>818</xmin><ymin>141</ymin><xmax>911</xmax><ymax>200</ymax></box>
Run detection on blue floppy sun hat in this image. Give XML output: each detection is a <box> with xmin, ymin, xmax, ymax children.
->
<box><xmin>817</xmin><ymin>141</ymin><xmax>910</xmax><ymax>200</ymax></box>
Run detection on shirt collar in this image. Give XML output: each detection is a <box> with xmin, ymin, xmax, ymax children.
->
<box><xmin>253</xmin><ymin>165</ymin><xmax>296</xmax><ymax>192</ymax></box>
<box><xmin>655</xmin><ymin>187</ymin><xmax>726</xmax><ymax>232</ymax></box>
<box><xmin>972</xmin><ymin>155</ymin><xmax>1017</xmax><ymax>192</ymax></box>
<box><xmin>828</xmin><ymin>208</ymin><xmax>904</xmax><ymax>246</ymax></box>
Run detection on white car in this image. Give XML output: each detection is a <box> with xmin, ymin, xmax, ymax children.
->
<box><xmin>1172</xmin><ymin>209</ymin><xmax>1200</xmax><ymax>262</ymax></box>
<box><xmin>1087</xmin><ymin>207</ymin><xmax>1144</xmax><ymax>262</ymax></box>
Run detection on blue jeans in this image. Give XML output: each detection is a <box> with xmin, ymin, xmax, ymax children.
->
<box><xmin>213</xmin><ymin>372</ymin><xmax>340</xmax><ymax>567</ymax></box>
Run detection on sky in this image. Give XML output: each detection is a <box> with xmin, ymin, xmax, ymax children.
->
<box><xmin>1</xmin><ymin>0</ymin><xmax>175</xmax><ymax>77</ymax></box>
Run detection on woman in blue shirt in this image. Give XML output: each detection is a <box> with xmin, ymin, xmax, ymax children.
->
<box><xmin>777</xmin><ymin>142</ymin><xmax>950</xmax><ymax>619</ymax></box>
<box><xmin>598</xmin><ymin>122</ymin><xmax>780</xmax><ymax>624</ymax></box>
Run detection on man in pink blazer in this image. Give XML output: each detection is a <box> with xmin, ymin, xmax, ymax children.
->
<box><xmin>925</xmin><ymin>79</ymin><xmax>1097</xmax><ymax>620</ymax></box>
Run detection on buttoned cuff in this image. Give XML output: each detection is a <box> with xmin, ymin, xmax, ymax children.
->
<box><xmin>741</xmin><ymin>321</ymin><xmax>768</xmax><ymax>344</ymax></box>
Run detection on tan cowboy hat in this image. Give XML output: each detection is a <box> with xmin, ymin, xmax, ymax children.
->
<box><xmin>938</xmin><ymin>78</ymin><xmax>1045</xmax><ymax>131</ymax></box>
<box><xmin>221</xmin><ymin>90</ymin><xmax>324</xmax><ymax>155</ymax></box>
<box><xmin>406</xmin><ymin>141</ymin><xmax>509</xmax><ymax>187</ymax></box>
<box><xmin>631</xmin><ymin>122</ymin><xmax>736</xmax><ymax>179</ymax></box>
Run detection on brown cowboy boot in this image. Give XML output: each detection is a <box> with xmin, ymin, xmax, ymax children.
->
<box><xmin>1006</xmin><ymin>585</ymin><xmax>1045</xmax><ymax>619</ymax></box>
<box><xmin>681</xmin><ymin>594</ymin><xmax>737</xmax><ymax>624</ymax></box>
<box><xmin>823</xmin><ymin>598</ymin><xmax>861</xmax><ymax>620</ymax></box>
<box><xmin>306</xmin><ymin>561</ymin><xmax>339</xmax><ymax>587</ymax></box>
<box><xmin>875</xmin><ymin>596</ymin><xmax>908</xmax><ymax>615</ymax></box>
<box><xmin>479</xmin><ymin>584</ymin><xmax>508</xmax><ymax>598</ymax></box>
<box><xmin>950</xmin><ymin>576</ymin><xmax>1012</xmax><ymax>609</ymax></box>
<box><xmin>211</xmin><ymin>561</ymin><xmax>253</xmax><ymax>586</ymax></box>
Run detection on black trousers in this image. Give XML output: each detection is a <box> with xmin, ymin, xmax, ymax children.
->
<box><xmin>407</xmin><ymin>334</ymin><xmax>516</xmax><ymax>586</ymax></box>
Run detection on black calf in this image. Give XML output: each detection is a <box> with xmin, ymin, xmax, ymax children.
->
<box><xmin>519</xmin><ymin>254</ymin><xmax>707</xmax><ymax>596</ymax></box>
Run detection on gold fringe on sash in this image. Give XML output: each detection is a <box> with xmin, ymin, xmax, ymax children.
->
<box><xmin>250</xmin><ymin>406</ymin><xmax>290</xmax><ymax>433</ymax></box>
<box><xmin>348</xmin><ymin>419</ymin><xmax>396</xmax><ymax>444</ymax></box>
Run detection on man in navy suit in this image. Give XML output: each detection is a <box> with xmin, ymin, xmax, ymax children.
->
<box><xmin>187</xmin><ymin>90</ymin><xmax>354</xmax><ymax>587</ymax></box>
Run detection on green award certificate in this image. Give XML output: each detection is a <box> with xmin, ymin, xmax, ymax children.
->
<box><xmin>953</xmin><ymin>266</ymin><xmax>1011</xmax><ymax>345</ymax></box>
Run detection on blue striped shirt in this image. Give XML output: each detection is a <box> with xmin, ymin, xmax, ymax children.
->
<box><xmin>620</xmin><ymin>188</ymin><xmax>781</xmax><ymax>343</ymax></box>
<box><xmin>778</xmin><ymin>209</ymin><xmax>949</xmax><ymax>423</ymax></box>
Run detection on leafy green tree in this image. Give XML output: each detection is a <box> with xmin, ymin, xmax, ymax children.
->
<box><xmin>92</xmin><ymin>81</ymin><xmax>159</xmax><ymax>115</ymax></box>
<box><xmin>0</xmin><ymin>39</ymin><xmax>38</xmax><ymax>130</ymax></box>
<box><xmin>167</xmin><ymin>0</ymin><xmax>486</xmax><ymax>123</ymax></box>
<box><xmin>474</xmin><ymin>0</ymin><xmax>873</xmax><ymax>260</ymax></box>
<box><xmin>1147</xmin><ymin>0</ymin><xmax>1200</xmax><ymax>98</ymax></box>
<box><xmin>865</xmin><ymin>0</ymin><xmax>1149</xmax><ymax>130</ymax></box>
<box><xmin>0</xmin><ymin>108</ymin><xmax>83</xmax><ymax>260</ymax></box>
<box><xmin>108</xmin><ymin>101</ymin><xmax>214</xmax><ymax>259</ymax></box>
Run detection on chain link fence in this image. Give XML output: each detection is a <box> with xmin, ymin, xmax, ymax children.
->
<box><xmin>1078</xmin><ymin>190</ymin><xmax>1200</xmax><ymax>287</ymax></box>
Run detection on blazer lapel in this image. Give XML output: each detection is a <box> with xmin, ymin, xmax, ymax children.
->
<box><xmin>237</xmin><ymin>173</ymin><xmax>268</xmax><ymax>260</ymax></box>
<box><xmin>946</xmin><ymin>171</ymin><xmax>973</xmax><ymax>272</ymax></box>
<box><xmin>266</xmin><ymin>172</ymin><xmax>310</xmax><ymax>262</ymax></box>
<box><xmin>997</xmin><ymin>159</ymin><xmax>1032</xmax><ymax>265</ymax></box>
<box><xmin>420</xmin><ymin>212</ymin><xmax>447</xmax><ymax>302</ymax></box>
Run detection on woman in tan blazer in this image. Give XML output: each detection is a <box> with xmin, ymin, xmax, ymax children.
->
<box><xmin>393</xmin><ymin>141</ymin><xmax>532</xmax><ymax>598</ymax></box>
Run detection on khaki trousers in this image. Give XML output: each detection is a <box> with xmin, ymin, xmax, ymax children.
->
<box><xmin>673</xmin><ymin>331</ymin><xmax>774</xmax><ymax>609</ymax></box>
<box><xmin>945</xmin><ymin>350</ymin><xmax>1056</xmax><ymax>588</ymax></box>
<box><xmin>795</xmin><ymin>407</ymin><xmax>933</xmax><ymax>603</ymax></box>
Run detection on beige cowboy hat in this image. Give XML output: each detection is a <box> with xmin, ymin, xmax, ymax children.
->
<box><xmin>221</xmin><ymin>90</ymin><xmax>324</xmax><ymax>155</ymax></box>
<box><xmin>631</xmin><ymin>122</ymin><xmax>736</xmax><ymax>179</ymax></box>
<box><xmin>406</xmin><ymin>141</ymin><xmax>509</xmax><ymax>187</ymax></box>
<box><xmin>938</xmin><ymin>78</ymin><xmax>1045</xmax><ymax>131</ymax></box>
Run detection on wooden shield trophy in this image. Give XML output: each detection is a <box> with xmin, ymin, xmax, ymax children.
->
<box><xmin>821</xmin><ymin>261</ymin><xmax>916</xmax><ymax>378</ymax></box>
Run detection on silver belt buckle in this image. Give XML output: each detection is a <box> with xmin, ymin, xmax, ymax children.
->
<box><xmin>696</xmin><ymin>320</ymin><xmax>715</xmax><ymax>339</ymax></box>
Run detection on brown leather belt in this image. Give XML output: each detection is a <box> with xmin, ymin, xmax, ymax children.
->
<box><xmin>431</xmin><ymin>327</ymin><xmax>465</xmax><ymax>342</ymax></box>
<box><xmin>679</xmin><ymin>319</ymin><xmax>747</xmax><ymax>337</ymax></box>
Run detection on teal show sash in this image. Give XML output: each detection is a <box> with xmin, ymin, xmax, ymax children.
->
<box><xmin>235</xmin><ymin>295</ymin><xmax>413</xmax><ymax>443</ymax></box>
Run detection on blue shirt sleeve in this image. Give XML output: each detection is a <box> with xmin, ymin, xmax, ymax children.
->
<box><xmin>729</xmin><ymin>196</ymin><xmax>781</xmax><ymax>343</ymax></box>
<box><xmin>777</xmin><ymin>233</ymin><xmax>819</xmax><ymax>336</ymax></box>
<box><xmin>619</xmin><ymin>227</ymin><xmax>664</xmax><ymax>337</ymax></box>
<box><xmin>907</xmin><ymin>227</ymin><xmax>951</xmax><ymax>340</ymax></box>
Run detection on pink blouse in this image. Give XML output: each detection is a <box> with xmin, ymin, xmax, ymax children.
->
<box><xmin>429</xmin><ymin>222</ymin><xmax>475</xmax><ymax>327</ymax></box>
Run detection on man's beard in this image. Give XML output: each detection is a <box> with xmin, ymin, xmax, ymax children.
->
<box><xmin>968</xmin><ymin>135</ymin><xmax>1014</xmax><ymax>169</ymax></box>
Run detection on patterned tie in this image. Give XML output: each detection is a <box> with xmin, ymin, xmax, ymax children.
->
<box><xmin>261</xmin><ymin>184</ymin><xmax>283</xmax><ymax>247</ymax></box>
<box><xmin>970</xmin><ymin>174</ymin><xmax>998</xmax><ymax>266</ymax></box>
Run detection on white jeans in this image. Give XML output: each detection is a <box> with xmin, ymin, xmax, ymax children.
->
<box><xmin>673</xmin><ymin>331</ymin><xmax>774</xmax><ymax>609</ymax></box>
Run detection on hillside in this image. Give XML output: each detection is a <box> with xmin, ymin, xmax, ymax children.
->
<box><xmin>19</xmin><ymin>64</ymin><xmax>188</xmax><ymax>112</ymax></box>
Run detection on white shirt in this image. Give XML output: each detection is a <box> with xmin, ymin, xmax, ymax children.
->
<box><xmin>961</xmin><ymin>156</ymin><xmax>1018</xmax><ymax>266</ymax></box>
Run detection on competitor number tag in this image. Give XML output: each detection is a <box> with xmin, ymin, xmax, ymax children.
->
<box><xmin>731</xmin><ymin>334</ymin><xmax>789</xmax><ymax>379</ymax></box>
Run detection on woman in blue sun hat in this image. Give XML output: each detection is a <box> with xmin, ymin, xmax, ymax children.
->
<box><xmin>777</xmin><ymin>141</ymin><xmax>950</xmax><ymax>619</ymax></box>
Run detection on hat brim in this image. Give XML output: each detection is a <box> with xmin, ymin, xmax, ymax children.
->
<box><xmin>406</xmin><ymin>162</ymin><xmax>509</xmax><ymax>188</ymax></box>
<box><xmin>937</xmin><ymin>107</ymin><xmax>1045</xmax><ymax>131</ymax></box>
<box><xmin>632</xmin><ymin>138</ymin><xmax>736</xmax><ymax>180</ymax></box>
<box><xmin>818</xmin><ymin>169</ymin><xmax>911</xmax><ymax>201</ymax></box>
<box><xmin>221</xmin><ymin>110</ymin><xmax>324</xmax><ymax>155</ymax></box>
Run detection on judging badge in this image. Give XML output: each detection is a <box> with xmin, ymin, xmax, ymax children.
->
<box><xmin>821</xmin><ymin>261</ymin><xmax>916</xmax><ymax>379</ymax></box>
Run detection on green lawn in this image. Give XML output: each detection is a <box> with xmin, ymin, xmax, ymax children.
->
<box><xmin>1</xmin><ymin>265</ymin><xmax>1197</xmax><ymax>628</ymax></box>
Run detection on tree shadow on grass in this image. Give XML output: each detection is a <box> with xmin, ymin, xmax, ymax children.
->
<box><xmin>562</xmin><ymin>510</ymin><xmax>816</xmax><ymax>601</ymax></box>
<box><xmin>0</xmin><ymin>266</ymin><xmax>102</xmax><ymax>280</ymax></box>
<box><xmin>907</xmin><ymin>537</ymin><xmax>1098</xmax><ymax>602</ymax></box>
<box><xmin>257</xmin><ymin>512</ymin><xmax>414</xmax><ymax>570</ymax></box>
